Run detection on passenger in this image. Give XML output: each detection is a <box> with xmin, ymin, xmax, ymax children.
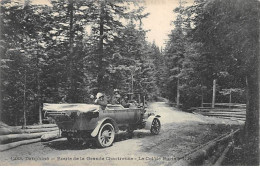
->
<box><xmin>95</xmin><ymin>92</ymin><xmax>108</xmax><ymax>110</ymax></box>
<box><xmin>111</xmin><ymin>89</ymin><xmax>121</xmax><ymax>105</ymax></box>
<box><xmin>121</xmin><ymin>95</ymin><xmax>130</xmax><ymax>108</ymax></box>
<box><xmin>89</xmin><ymin>94</ymin><xmax>95</xmax><ymax>104</ymax></box>
<box><xmin>90</xmin><ymin>95</ymin><xmax>95</xmax><ymax>99</ymax></box>
<box><xmin>59</xmin><ymin>95</ymin><xmax>67</xmax><ymax>103</ymax></box>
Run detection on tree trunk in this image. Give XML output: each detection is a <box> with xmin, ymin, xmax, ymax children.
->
<box><xmin>229</xmin><ymin>89</ymin><xmax>232</xmax><ymax>108</ymax></box>
<box><xmin>239</xmin><ymin>0</ymin><xmax>259</xmax><ymax>165</ymax></box>
<box><xmin>0</xmin><ymin>124</ymin><xmax>58</xmax><ymax>135</ymax></box>
<box><xmin>0</xmin><ymin>64</ymin><xmax>1</xmax><ymax>122</ymax></box>
<box><xmin>41</xmin><ymin>131</ymin><xmax>60</xmax><ymax>142</ymax></box>
<box><xmin>23</xmin><ymin>70</ymin><xmax>27</xmax><ymax>128</ymax></box>
<box><xmin>131</xmin><ymin>71</ymin><xmax>134</xmax><ymax>93</ymax></box>
<box><xmin>36</xmin><ymin>46</ymin><xmax>42</xmax><ymax>125</ymax></box>
<box><xmin>68</xmin><ymin>0</ymin><xmax>74</xmax><ymax>101</ymax></box>
<box><xmin>15</xmin><ymin>115</ymin><xmax>18</xmax><ymax>126</ymax></box>
<box><xmin>0</xmin><ymin>130</ymin><xmax>58</xmax><ymax>144</ymax></box>
<box><xmin>69</xmin><ymin>0</ymin><xmax>74</xmax><ymax>54</ymax></box>
<box><xmin>201</xmin><ymin>89</ymin><xmax>204</xmax><ymax>107</ymax></box>
<box><xmin>244</xmin><ymin>71</ymin><xmax>259</xmax><ymax>165</ymax></box>
<box><xmin>0</xmin><ymin>138</ymin><xmax>41</xmax><ymax>152</ymax></box>
<box><xmin>243</xmin><ymin>32</ymin><xmax>259</xmax><ymax>164</ymax></box>
<box><xmin>23</xmin><ymin>124</ymin><xmax>57</xmax><ymax>129</ymax></box>
<box><xmin>212</xmin><ymin>79</ymin><xmax>216</xmax><ymax>108</ymax></box>
<box><xmin>97</xmin><ymin>2</ymin><xmax>105</xmax><ymax>91</ymax></box>
<box><xmin>176</xmin><ymin>77</ymin><xmax>180</xmax><ymax>108</ymax></box>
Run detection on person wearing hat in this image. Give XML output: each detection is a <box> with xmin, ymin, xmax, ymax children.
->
<box><xmin>114</xmin><ymin>89</ymin><xmax>120</xmax><ymax>95</ymax></box>
<box><xmin>95</xmin><ymin>92</ymin><xmax>108</xmax><ymax>110</ymax></box>
<box><xmin>121</xmin><ymin>95</ymin><xmax>130</xmax><ymax>108</ymax></box>
<box><xmin>111</xmin><ymin>89</ymin><xmax>121</xmax><ymax>105</ymax></box>
<box><xmin>59</xmin><ymin>95</ymin><xmax>67</xmax><ymax>103</ymax></box>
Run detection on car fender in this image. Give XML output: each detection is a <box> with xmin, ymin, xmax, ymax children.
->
<box><xmin>91</xmin><ymin>117</ymin><xmax>119</xmax><ymax>137</ymax></box>
<box><xmin>144</xmin><ymin>115</ymin><xmax>161</xmax><ymax>130</ymax></box>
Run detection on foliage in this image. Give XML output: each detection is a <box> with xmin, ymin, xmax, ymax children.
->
<box><xmin>0</xmin><ymin>0</ymin><xmax>161</xmax><ymax>125</ymax></box>
<box><xmin>162</xmin><ymin>0</ymin><xmax>257</xmax><ymax>109</ymax></box>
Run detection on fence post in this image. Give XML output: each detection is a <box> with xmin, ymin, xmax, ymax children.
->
<box><xmin>212</xmin><ymin>79</ymin><xmax>216</xmax><ymax>108</ymax></box>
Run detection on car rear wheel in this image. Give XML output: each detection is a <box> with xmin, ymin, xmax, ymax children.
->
<box><xmin>96</xmin><ymin>123</ymin><xmax>115</xmax><ymax>148</ymax></box>
<box><xmin>127</xmin><ymin>127</ymin><xmax>134</xmax><ymax>138</ymax></box>
<box><xmin>150</xmin><ymin>118</ymin><xmax>161</xmax><ymax>135</ymax></box>
<box><xmin>67</xmin><ymin>137</ymin><xmax>77</xmax><ymax>144</ymax></box>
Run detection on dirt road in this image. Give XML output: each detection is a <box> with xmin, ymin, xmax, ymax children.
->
<box><xmin>0</xmin><ymin>102</ymin><xmax>242</xmax><ymax>166</ymax></box>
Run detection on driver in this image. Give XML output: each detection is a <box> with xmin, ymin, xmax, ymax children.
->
<box><xmin>59</xmin><ymin>95</ymin><xmax>67</xmax><ymax>103</ymax></box>
<box><xmin>111</xmin><ymin>89</ymin><xmax>121</xmax><ymax>104</ymax></box>
<box><xmin>121</xmin><ymin>95</ymin><xmax>130</xmax><ymax>108</ymax></box>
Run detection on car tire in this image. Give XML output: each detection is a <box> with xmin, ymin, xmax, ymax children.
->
<box><xmin>150</xmin><ymin>118</ymin><xmax>161</xmax><ymax>135</ymax></box>
<box><xmin>96</xmin><ymin>123</ymin><xmax>115</xmax><ymax>148</ymax></box>
<box><xmin>127</xmin><ymin>128</ymin><xmax>134</xmax><ymax>138</ymax></box>
<box><xmin>67</xmin><ymin>137</ymin><xmax>76</xmax><ymax>144</ymax></box>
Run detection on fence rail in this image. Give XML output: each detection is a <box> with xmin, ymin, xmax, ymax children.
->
<box><xmin>192</xmin><ymin>103</ymin><xmax>246</xmax><ymax>121</ymax></box>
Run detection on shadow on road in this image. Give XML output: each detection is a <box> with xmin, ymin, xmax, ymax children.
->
<box><xmin>42</xmin><ymin>130</ymin><xmax>154</xmax><ymax>150</ymax></box>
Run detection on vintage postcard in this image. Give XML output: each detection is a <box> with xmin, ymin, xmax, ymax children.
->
<box><xmin>0</xmin><ymin>0</ymin><xmax>258</xmax><ymax>166</ymax></box>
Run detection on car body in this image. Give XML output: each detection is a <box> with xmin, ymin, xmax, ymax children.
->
<box><xmin>43</xmin><ymin>103</ymin><xmax>161</xmax><ymax>147</ymax></box>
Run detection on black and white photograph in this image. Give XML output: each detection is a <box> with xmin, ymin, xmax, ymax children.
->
<box><xmin>0</xmin><ymin>0</ymin><xmax>259</xmax><ymax>166</ymax></box>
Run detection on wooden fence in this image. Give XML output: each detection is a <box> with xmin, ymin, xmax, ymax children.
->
<box><xmin>191</xmin><ymin>103</ymin><xmax>246</xmax><ymax>121</ymax></box>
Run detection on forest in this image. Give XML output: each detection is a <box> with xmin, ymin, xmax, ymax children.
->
<box><xmin>0</xmin><ymin>0</ymin><xmax>259</xmax><ymax>165</ymax></box>
<box><xmin>0</xmin><ymin>0</ymin><xmax>258</xmax><ymax>137</ymax></box>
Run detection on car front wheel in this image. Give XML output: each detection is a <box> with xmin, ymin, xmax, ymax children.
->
<box><xmin>150</xmin><ymin>118</ymin><xmax>161</xmax><ymax>135</ymax></box>
<box><xmin>96</xmin><ymin>123</ymin><xmax>115</xmax><ymax>148</ymax></box>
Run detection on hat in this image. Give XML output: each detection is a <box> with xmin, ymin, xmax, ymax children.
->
<box><xmin>114</xmin><ymin>89</ymin><xmax>120</xmax><ymax>93</ymax></box>
<box><xmin>96</xmin><ymin>92</ymin><xmax>104</xmax><ymax>99</ymax></box>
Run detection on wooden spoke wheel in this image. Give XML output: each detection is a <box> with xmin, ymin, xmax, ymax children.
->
<box><xmin>127</xmin><ymin>127</ymin><xmax>135</xmax><ymax>138</ymax></box>
<box><xmin>96</xmin><ymin>123</ymin><xmax>115</xmax><ymax>148</ymax></box>
<box><xmin>150</xmin><ymin>118</ymin><xmax>161</xmax><ymax>135</ymax></box>
<box><xmin>67</xmin><ymin>137</ymin><xmax>77</xmax><ymax>144</ymax></box>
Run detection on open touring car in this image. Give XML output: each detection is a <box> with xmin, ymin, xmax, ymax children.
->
<box><xmin>43</xmin><ymin>94</ymin><xmax>161</xmax><ymax>148</ymax></box>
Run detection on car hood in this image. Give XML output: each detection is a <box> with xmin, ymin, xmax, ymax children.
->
<box><xmin>43</xmin><ymin>103</ymin><xmax>100</xmax><ymax>113</ymax></box>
